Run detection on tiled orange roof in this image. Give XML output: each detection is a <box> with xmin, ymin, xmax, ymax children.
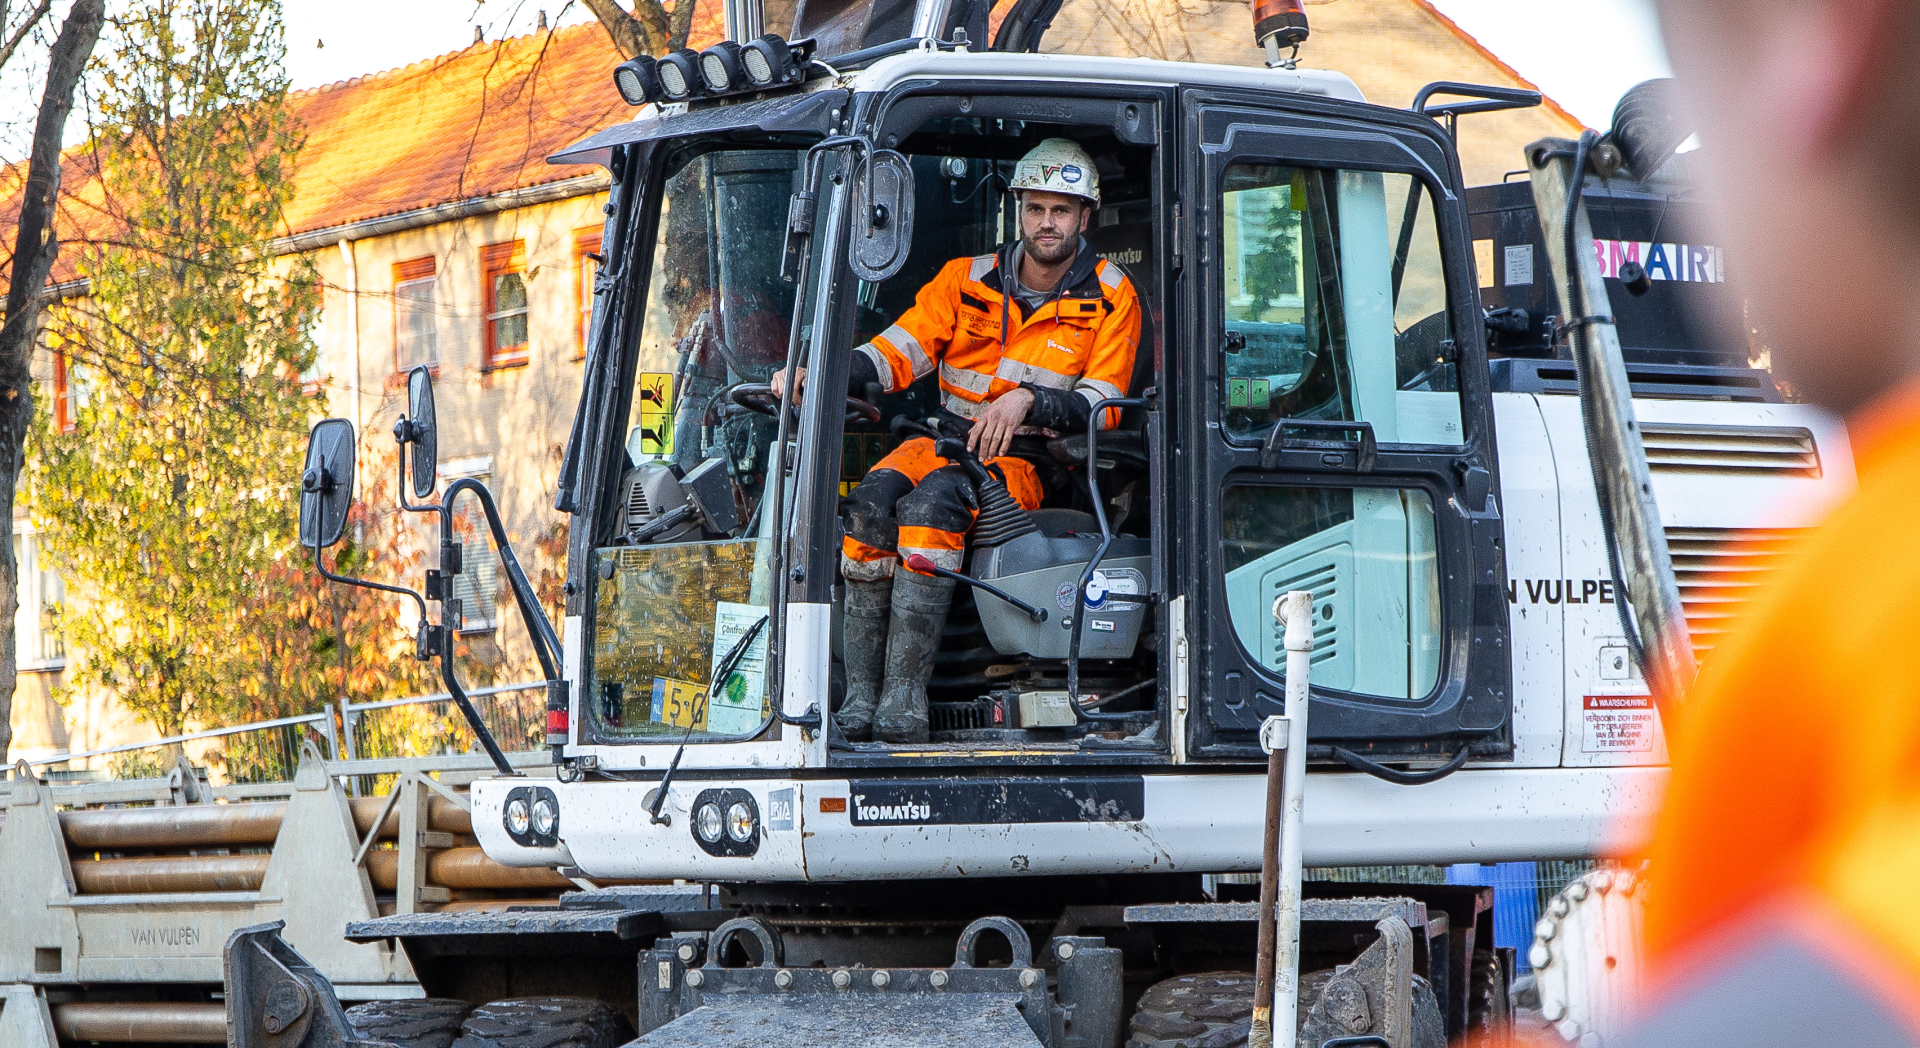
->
<box><xmin>279</xmin><ymin>15</ymin><xmax>734</xmax><ymax>235</ymax></box>
<box><xmin>3</xmin><ymin>14</ymin><xmax>728</xmax><ymax>285</ymax></box>
<box><xmin>279</xmin><ymin>23</ymin><xmax>631</xmax><ymax>234</ymax></box>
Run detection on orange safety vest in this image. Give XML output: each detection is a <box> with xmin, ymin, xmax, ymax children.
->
<box><xmin>1625</xmin><ymin>382</ymin><xmax>1920</xmax><ymax>1039</ymax></box>
<box><xmin>856</xmin><ymin>244</ymin><xmax>1141</xmax><ymax>430</ymax></box>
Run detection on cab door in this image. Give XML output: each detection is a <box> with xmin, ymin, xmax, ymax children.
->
<box><xmin>1175</xmin><ymin>90</ymin><xmax>1511</xmax><ymax>763</ymax></box>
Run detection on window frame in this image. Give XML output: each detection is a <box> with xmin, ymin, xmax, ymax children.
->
<box><xmin>442</xmin><ymin>465</ymin><xmax>501</xmax><ymax>634</ymax></box>
<box><xmin>481</xmin><ymin>241</ymin><xmax>529</xmax><ymax>371</ymax></box>
<box><xmin>393</xmin><ymin>255</ymin><xmax>440</xmax><ymax>374</ymax></box>
<box><xmin>299</xmin><ymin>312</ymin><xmax>328</xmax><ymax>395</ymax></box>
<box><xmin>1215</xmin><ymin>162</ymin><xmax>1465</xmax><ymax>450</ymax></box>
<box><xmin>574</xmin><ymin>229</ymin><xmax>602</xmax><ymax>361</ymax></box>
<box><xmin>52</xmin><ymin>351</ymin><xmax>78</xmax><ymax>433</ymax></box>
<box><xmin>13</xmin><ymin>527</ymin><xmax>64</xmax><ymax>670</ymax></box>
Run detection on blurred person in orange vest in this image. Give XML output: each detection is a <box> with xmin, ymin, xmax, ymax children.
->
<box><xmin>1616</xmin><ymin>0</ymin><xmax>1920</xmax><ymax>1043</ymax></box>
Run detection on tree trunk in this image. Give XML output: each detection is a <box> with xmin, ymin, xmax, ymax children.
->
<box><xmin>0</xmin><ymin>0</ymin><xmax>105</xmax><ymax>766</ymax></box>
<box><xmin>584</xmin><ymin>0</ymin><xmax>671</xmax><ymax>58</ymax></box>
<box><xmin>667</xmin><ymin>0</ymin><xmax>698</xmax><ymax>53</ymax></box>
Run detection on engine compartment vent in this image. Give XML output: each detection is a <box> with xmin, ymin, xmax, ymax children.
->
<box><xmin>1266</xmin><ymin>562</ymin><xmax>1340</xmax><ymax>669</ymax></box>
<box><xmin>625</xmin><ymin>474</ymin><xmax>652</xmax><ymax>529</ymax></box>
<box><xmin>1640</xmin><ymin>423</ymin><xmax>1820</xmax><ymax>478</ymax></box>
<box><xmin>1663</xmin><ymin>527</ymin><xmax>1806</xmax><ymax>653</ymax></box>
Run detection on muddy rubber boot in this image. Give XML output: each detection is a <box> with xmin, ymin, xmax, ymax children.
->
<box><xmin>837</xmin><ymin>575</ymin><xmax>892</xmax><ymax>741</ymax></box>
<box><xmin>874</xmin><ymin>568</ymin><xmax>954</xmax><ymax>744</ymax></box>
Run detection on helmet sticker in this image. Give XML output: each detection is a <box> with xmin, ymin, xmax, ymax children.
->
<box><xmin>1061</xmin><ymin>165</ymin><xmax>1082</xmax><ymax>183</ymax></box>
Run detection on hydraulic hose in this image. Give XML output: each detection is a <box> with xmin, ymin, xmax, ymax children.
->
<box><xmin>1331</xmin><ymin>744</ymin><xmax>1472</xmax><ymax>786</ymax></box>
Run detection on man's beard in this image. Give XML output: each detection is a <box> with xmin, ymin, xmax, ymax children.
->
<box><xmin>1022</xmin><ymin>230</ymin><xmax>1079</xmax><ymax>266</ymax></box>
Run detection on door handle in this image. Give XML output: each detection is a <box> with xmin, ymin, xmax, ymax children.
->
<box><xmin>1260</xmin><ymin>418</ymin><xmax>1377</xmax><ymax>471</ymax></box>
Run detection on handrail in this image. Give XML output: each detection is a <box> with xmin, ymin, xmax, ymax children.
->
<box><xmin>19</xmin><ymin>680</ymin><xmax>548</xmax><ymax>769</ymax></box>
<box><xmin>23</xmin><ymin>712</ymin><xmax>330</xmax><ymax>767</ymax></box>
<box><xmin>342</xmin><ymin>680</ymin><xmax>544</xmax><ymax>715</ymax></box>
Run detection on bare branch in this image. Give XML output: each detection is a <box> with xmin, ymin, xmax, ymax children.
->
<box><xmin>583</xmin><ymin>0</ymin><xmax>658</xmax><ymax>57</ymax></box>
<box><xmin>0</xmin><ymin>0</ymin><xmax>53</xmax><ymax>73</ymax></box>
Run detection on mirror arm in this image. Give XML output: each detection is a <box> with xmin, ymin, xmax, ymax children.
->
<box><xmin>394</xmin><ymin>436</ymin><xmax>439</xmax><ymax>516</ymax></box>
<box><xmin>441</xmin><ymin>478</ymin><xmax>564</xmax><ymax>682</ymax></box>
<box><xmin>310</xmin><ymin>537</ymin><xmax>431</xmax><ymax>628</ymax></box>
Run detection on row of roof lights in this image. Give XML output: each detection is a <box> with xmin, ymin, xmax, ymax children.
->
<box><xmin>614</xmin><ymin>34</ymin><xmax>813</xmax><ymax>107</ymax></box>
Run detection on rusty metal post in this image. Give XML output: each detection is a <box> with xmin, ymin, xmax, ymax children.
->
<box><xmin>1252</xmin><ymin>590</ymin><xmax>1314</xmax><ymax>1048</ymax></box>
<box><xmin>1251</xmin><ymin>716</ymin><xmax>1286</xmax><ymax>1048</ymax></box>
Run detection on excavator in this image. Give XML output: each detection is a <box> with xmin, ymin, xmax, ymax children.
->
<box><xmin>0</xmin><ymin>1</ymin><xmax>1848</xmax><ymax>1045</ymax></box>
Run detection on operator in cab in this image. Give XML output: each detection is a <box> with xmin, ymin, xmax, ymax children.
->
<box><xmin>773</xmin><ymin>138</ymin><xmax>1142</xmax><ymax>744</ymax></box>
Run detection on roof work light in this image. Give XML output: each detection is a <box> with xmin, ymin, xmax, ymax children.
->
<box><xmin>700</xmin><ymin>40</ymin><xmax>745</xmax><ymax>94</ymax></box>
<box><xmin>657</xmin><ymin>48</ymin><xmax>703</xmax><ymax>101</ymax></box>
<box><xmin>613</xmin><ymin>56</ymin><xmax>662</xmax><ymax>106</ymax></box>
<box><xmin>616</xmin><ymin>35</ymin><xmax>813</xmax><ymax>108</ymax></box>
<box><xmin>741</xmin><ymin>34</ymin><xmax>807</xmax><ymax>89</ymax></box>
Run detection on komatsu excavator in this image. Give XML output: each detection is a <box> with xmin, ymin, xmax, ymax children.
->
<box><xmin>1</xmin><ymin>1</ymin><xmax>1849</xmax><ymax>1045</ymax></box>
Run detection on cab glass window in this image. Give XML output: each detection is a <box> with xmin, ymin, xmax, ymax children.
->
<box><xmin>1221</xmin><ymin>484</ymin><xmax>1441</xmax><ymax>700</ymax></box>
<box><xmin>1220</xmin><ymin>164</ymin><xmax>1461</xmax><ymax>446</ymax></box>
<box><xmin>585</xmin><ymin>148</ymin><xmax>809</xmax><ymax>742</ymax></box>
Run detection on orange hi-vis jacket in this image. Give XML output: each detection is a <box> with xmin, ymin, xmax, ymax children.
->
<box><xmin>1617</xmin><ymin>383</ymin><xmax>1920</xmax><ymax>1044</ymax></box>
<box><xmin>854</xmin><ymin>242</ymin><xmax>1142</xmax><ymax>430</ymax></box>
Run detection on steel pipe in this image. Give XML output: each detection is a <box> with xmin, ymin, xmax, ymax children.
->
<box><xmin>59</xmin><ymin>794</ymin><xmax>470</xmax><ymax>853</ymax></box>
<box><xmin>72</xmin><ymin>854</ymin><xmax>270</xmax><ymax>894</ymax></box>
<box><xmin>1273</xmin><ymin>591</ymin><xmax>1315</xmax><ymax>1048</ymax></box>
<box><xmin>62</xmin><ymin>802</ymin><xmax>286</xmax><ymax>850</ymax></box>
<box><xmin>50</xmin><ymin>1001</ymin><xmax>227</xmax><ymax>1043</ymax></box>
<box><xmin>350</xmin><ymin>794</ymin><xmax>473</xmax><ymax>836</ymax></box>
<box><xmin>364</xmin><ymin>846</ymin><xmax>574</xmax><ymax>891</ymax></box>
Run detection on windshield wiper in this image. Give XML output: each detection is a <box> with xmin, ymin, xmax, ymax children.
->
<box><xmin>646</xmin><ymin>613</ymin><xmax>770</xmax><ymax>825</ymax></box>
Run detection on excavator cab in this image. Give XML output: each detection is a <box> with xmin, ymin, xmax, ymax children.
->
<box><xmin>559</xmin><ymin>56</ymin><xmax>1515</xmax><ymax>772</ymax></box>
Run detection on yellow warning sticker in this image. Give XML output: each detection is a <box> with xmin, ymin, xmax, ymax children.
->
<box><xmin>1474</xmin><ymin>239</ymin><xmax>1495</xmax><ymax>289</ymax></box>
<box><xmin>636</xmin><ymin>372</ymin><xmax>674</xmax><ymax>457</ymax></box>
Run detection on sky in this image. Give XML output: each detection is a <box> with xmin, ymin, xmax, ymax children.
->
<box><xmin>276</xmin><ymin>0</ymin><xmax>1671</xmax><ymax>129</ymax></box>
<box><xmin>0</xmin><ymin>0</ymin><xmax>1671</xmax><ymax>163</ymax></box>
<box><xmin>1425</xmin><ymin>0</ymin><xmax>1672</xmax><ymax>129</ymax></box>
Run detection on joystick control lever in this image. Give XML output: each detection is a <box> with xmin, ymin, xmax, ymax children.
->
<box><xmin>904</xmin><ymin>554</ymin><xmax>1048</xmax><ymax>623</ymax></box>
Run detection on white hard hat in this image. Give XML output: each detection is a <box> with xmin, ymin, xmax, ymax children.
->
<box><xmin>1010</xmin><ymin>138</ymin><xmax>1100</xmax><ymax>206</ymax></box>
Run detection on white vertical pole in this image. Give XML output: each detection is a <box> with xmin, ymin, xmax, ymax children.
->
<box><xmin>1273</xmin><ymin>589</ymin><xmax>1314</xmax><ymax>1048</ymax></box>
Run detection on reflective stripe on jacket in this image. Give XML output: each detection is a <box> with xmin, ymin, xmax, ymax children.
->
<box><xmin>855</xmin><ymin>242</ymin><xmax>1141</xmax><ymax>430</ymax></box>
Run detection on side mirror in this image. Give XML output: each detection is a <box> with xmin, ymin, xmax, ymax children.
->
<box><xmin>300</xmin><ymin>418</ymin><xmax>356</xmax><ymax>549</ymax></box>
<box><xmin>849</xmin><ymin>149</ymin><xmax>914</xmax><ymax>283</ymax></box>
<box><xmin>405</xmin><ymin>365</ymin><xmax>438</xmax><ymax>498</ymax></box>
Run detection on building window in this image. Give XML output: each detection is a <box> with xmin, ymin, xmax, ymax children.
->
<box><xmin>52</xmin><ymin>352</ymin><xmax>88</xmax><ymax>433</ymax></box>
<box><xmin>481</xmin><ymin>241</ymin><xmax>528</xmax><ymax>370</ymax></box>
<box><xmin>14</xmin><ymin>530</ymin><xmax>64</xmax><ymax>668</ymax></box>
<box><xmin>574</xmin><ymin>230</ymin><xmax>601</xmax><ymax>360</ymax></box>
<box><xmin>444</xmin><ymin>469</ymin><xmax>499</xmax><ymax>633</ymax></box>
<box><xmin>301</xmin><ymin>313</ymin><xmax>327</xmax><ymax>393</ymax></box>
<box><xmin>394</xmin><ymin>256</ymin><xmax>439</xmax><ymax>372</ymax></box>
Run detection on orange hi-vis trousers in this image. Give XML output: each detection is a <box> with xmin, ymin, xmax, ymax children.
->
<box><xmin>840</xmin><ymin>437</ymin><xmax>1043</xmax><ymax>580</ymax></box>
